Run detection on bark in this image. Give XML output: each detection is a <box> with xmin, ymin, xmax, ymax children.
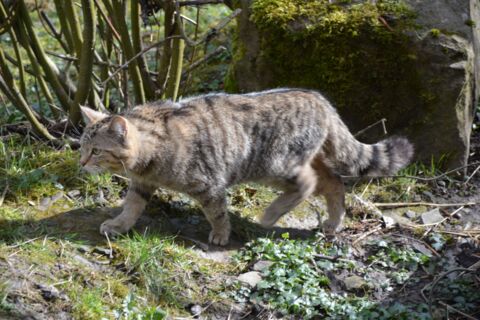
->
<box><xmin>131</xmin><ymin>0</ymin><xmax>155</xmax><ymax>100</ymax></box>
<box><xmin>111</xmin><ymin>0</ymin><xmax>146</xmax><ymax>104</ymax></box>
<box><xmin>165</xmin><ymin>21</ymin><xmax>185</xmax><ymax>102</ymax></box>
<box><xmin>0</xmin><ymin>75</ymin><xmax>55</xmax><ymax>140</ymax></box>
<box><xmin>17</xmin><ymin>0</ymin><xmax>74</xmax><ymax>113</ymax></box>
<box><xmin>157</xmin><ymin>0</ymin><xmax>175</xmax><ymax>94</ymax></box>
<box><xmin>71</xmin><ymin>0</ymin><xmax>96</xmax><ymax>125</ymax></box>
<box><xmin>64</xmin><ymin>0</ymin><xmax>83</xmax><ymax>58</ymax></box>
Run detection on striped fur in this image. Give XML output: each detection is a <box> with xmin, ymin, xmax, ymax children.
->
<box><xmin>80</xmin><ymin>89</ymin><xmax>413</xmax><ymax>245</ymax></box>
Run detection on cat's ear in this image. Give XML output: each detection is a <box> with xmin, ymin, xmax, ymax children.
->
<box><xmin>108</xmin><ymin>115</ymin><xmax>128</xmax><ymax>137</ymax></box>
<box><xmin>81</xmin><ymin>106</ymin><xmax>107</xmax><ymax>125</ymax></box>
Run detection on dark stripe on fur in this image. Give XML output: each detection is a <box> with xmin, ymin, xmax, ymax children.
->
<box><xmin>131</xmin><ymin>186</ymin><xmax>152</xmax><ymax>201</ymax></box>
<box><xmin>359</xmin><ymin>145</ymin><xmax>380</xmax><ymax>176</ymax></box>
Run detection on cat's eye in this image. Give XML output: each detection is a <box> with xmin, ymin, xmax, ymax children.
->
<box><xmin>91</xmin><ymin>148</ymin><xmax>100</xmax><ymax>155</ymax></box>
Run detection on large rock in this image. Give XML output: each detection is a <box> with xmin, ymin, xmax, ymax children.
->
<box><xmin>225</xmin><ymin>0</ymin><xmax>479</xmax><ymax>169</ymax></box>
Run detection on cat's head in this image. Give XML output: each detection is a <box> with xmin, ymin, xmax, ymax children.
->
<box><xmin>79</xmin><ymin>107</ymin><xmax>137</xmax><ymax>174</ymax></box>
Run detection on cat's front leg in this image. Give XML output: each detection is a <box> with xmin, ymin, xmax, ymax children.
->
<box><xmin>100</xmin><ymin>183</ymin><xmax>152</xmax><ymax>236</ymax></box>
<box><xmin>197</xmin><ymin>192</ymin><xmax>231</xmax><ymax>246</ymax></box>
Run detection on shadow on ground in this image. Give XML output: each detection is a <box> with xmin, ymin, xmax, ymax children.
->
<box><xmin>1</xmin><ymin>195</ymin><xmax>318</xmax><ymax>256</ymax></box>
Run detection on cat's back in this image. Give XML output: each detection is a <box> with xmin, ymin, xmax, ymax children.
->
<box><xmin>126</xmin><ymin>88</ymin><xmax>328</xmax><ymax>123</ymax></box>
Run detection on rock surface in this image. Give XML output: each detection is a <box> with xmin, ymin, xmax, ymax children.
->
<box><xmin>226</xmin><ymin>0</ymin><xmax>479</xmax><ymax>168</ymax></box>
<box><xmin>237</xmin><ymin>271</ymin><xmax>262</xmax><ymax>287</ymax></box>
<box><xmin>421</xmin><ymin>208</ymin><xmax>444</xmax><ymax>225</ymax></box>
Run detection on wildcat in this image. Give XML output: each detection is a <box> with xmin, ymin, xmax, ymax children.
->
<box><xmin>79</xmin><ymin>88</ymin><xmax>413</xmax><ymax>245</ymax></box>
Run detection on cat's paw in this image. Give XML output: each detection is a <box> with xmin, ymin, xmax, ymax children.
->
<box><xmin>100</xmin><ymin>218</ymin><xmax>132</xmax><ymax>237</ymax></box>
<box><xmin>208</xmin><ymin>229</ymin><xmax>229</xmax><ymax>246</ymax></box>
<box><xmin>259</xmin><ymin>211</ymin><xmax>280</xmax><ymax>228</ymax></box>
<box><xmin>322</xmin><ymin>219</ymin><xmax>342</xmax><ymax>235</ymax></box>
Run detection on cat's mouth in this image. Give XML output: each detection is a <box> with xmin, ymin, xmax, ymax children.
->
<box><xmin>82</xmin><ymin>164</ymin><xmax>105</xmax><ymax>174</ymax></box>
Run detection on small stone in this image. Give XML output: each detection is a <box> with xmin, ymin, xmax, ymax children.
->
<box><xmin>422</xmin><ymin>191</ymin><xmax>435</xmax><ymax>202</ymax></box>
<box><xmin>405</xmin><ymin>210</ymin><xmax>416</xmax><ymax>219</ymax></box>
<box><xmin>54</xmin><ymin>182</ymin><xmax>64</xmax><ymax>190</ymax></box>
<box><xmin>421</xmin><ymin>208</ymin><xmax>444</xmax><ymax>225</ymax></box>
<box><xmin>37</xmin><ymin>197</ymin><xmax>51</xmax><ymax>211</ymax></box>
<box><xmin>411</xmin><ymin>242</ymin><xmax>433</xmax><ymax>257</ymax></box>
<box><xmin>382</xmin><ymin>216</ymin><xmax>396</xmax><ymax>228</ymax></box>
<box><xmin>237</xmin><ymin>271</ymin><xmax>262</xmax><ymax>287</ymax></box>
<box><xmin>51</xmin><ymin>191</ymin><xmax>64</xmax><ymax>202</ymax></box>
<box><xmin>95</xmin><ymin>189</ymin><xmax>108</xmax><ymax>205</ymax></box>
<box><xmin>76</xmin><ymin>245</ymin><xmax>92</xmax><ymax>253</ymax></box>
<box><xmin>437</xmin><ymin>180</ymin><xmax>446</xmax><ymax>187</ymax></box>
<box><xmin>67</xmin><ymin>190</ymin><xmax>81</xmax><ymax>198</ymax></box>
<box><xmin>93</xmin><ymin>247</ymin><xmax>113</xmax><ymax>258</ymax></box>
<box><xmin>37</xmin><ymin>192</ymin><xmax>63</xmax><ymax>211</ymax></box>
<box><xmin>252</xmin><ymin>260</ymin><xmax>273</xmax><ymax>271</ymax></box>
<box><xmin>343</xmin><ymin>275</ymin><xmax>367</xmax><ymax>290</ymax></box>
<box><xmin>189</xmin><ymin>304</ymin><xmax>202</xmax><ymax>316</ymax></box>
<box><xmin>72</xmin><ymin>254</ymin><xmax>95</xmax><ymax>268</ymax></box>
<box><xmin>464</xmin><ymin>221</ymin><xmax>473</xmax><ymax>230</ymax></box>
<box><xmin>36</xmin><ymin>284</ymin><xmax>64</xmax><ymax>301</ymax></box>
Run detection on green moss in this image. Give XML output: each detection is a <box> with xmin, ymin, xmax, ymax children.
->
<box><xmin>465</xmin><ymin>19</ymin><xmax>476</xmax><ymax>27</ymax></box>
<box><xmin>227</xmin><ymin>0</ymin><xmax>431</xmax><ymax>137</ymax></box>
<box><xmin>430</xmin><ymin>28</ymin><xmax>441</xmax><ymax>38</ymax></box>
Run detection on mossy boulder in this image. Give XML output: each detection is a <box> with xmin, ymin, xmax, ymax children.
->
<box><xmin>225</xmin><ymin>0</ymin><xmax>480</xmax><ymax>169</ymax></box>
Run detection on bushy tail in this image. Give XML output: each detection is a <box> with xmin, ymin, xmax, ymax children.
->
<box><xmin>355</xmin><ymin>136</ymin><xmax>414</xmax><ymax>176</ymax></box>
<box><xmin>322</xmin><ymin>116</ymin><xmax>414</xmax><ymax>177</ymax></box>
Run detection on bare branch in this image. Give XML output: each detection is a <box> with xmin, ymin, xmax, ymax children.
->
<box><xmin>175</xmin><ymin>2</ymin><xmax>241</xmax><ymax>47</ymax></box>
<box><xmin>101</xmin><ymin>35</ymin><xmax>182</xmax><ymax>87</ymax></box>
<box><xmin>178</xmin><ymin>0</ymin><xmax>224</xmax><ymax>6</ymax></box>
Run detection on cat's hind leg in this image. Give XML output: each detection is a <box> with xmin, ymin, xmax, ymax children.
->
<box><xmin>311</xmin><ymin>158</ymin><xmax>346</xmax><ymax>234</ymax></box>
<box><xmin>260</xmin><ymin>164</ymin><xmax>317</xmax><ymax>227</ymax></box>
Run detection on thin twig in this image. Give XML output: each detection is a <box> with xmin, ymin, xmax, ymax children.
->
<box><xmin>437</xmin><ymin>230</ymin><xmax>480</xmax><ymax>236</ymax></box>
<box><xmin>0</xmin><ymin>182</ymin><xmax>8</xmax><ymax>206</ymax></box>
<box><xmin>104</xmin><ymin>231</ymin><xmax>114</xmax><ymax>259</ymax></box>
<box><xmin>373</xmin><ymin>202</ymin><xmax>477</xmax><ymax>208</ymax></box>
<box><xmin>392</xmin><ymin>233</ymin><xmax>440</xmax><ymax>257</ymax></box>
<box><xmin>438</xmin><ymin>301</ymin><xmax>478</xmax><ymax>320</ymax></box>
<box><xmin>425</xmin><ymin>267</ymin><xmax>479</xmax><ymax>319</ymax></box>
<box><xmin>352</xmin><ymin>225</ymin><xmax>383</xmax><ymax>245</ymax></box>
<box><xmin>353</xmin><ymin>194</ymin><xmax>383</xmax><ymax>218</ymax></box>
<box><xmin>464</xmin><ymin>164</ymin><xmax>480</xmax><ymax>184</ymax></box>
<box><xmin>421</xmin><ymin>206</ymin><xmax>464</xmax><ymax>238</ymax></box>
<box><xmin>178</xmin><ymin>0</ymin><xmax>224</xmax><ymax>6</ymax></box>
<box><xmin>175</xmin><ymin>3</ymin><xmax>241</xmax><ymax>47</ymax></box>
<box><xmin>101</xmin><ymin>35</ymin><xmax>183</xmax><ymax>86</ymax></box>
<box><xmin>6</xmin><ymin>237</ymin><xmax>42</xmax><ymax>249</ymax></box>
<box><xmin>354</xmin><ymin>118</ymin><xmax>387</xmax><ymax>137</ymax></box>
<box><xmin>92</xmin><ymin>0</ymin><xmax>121</xmax><ymax>41</ymax></box>
<box><xmin>182</xmin><ymin>45</ymin><xmax>226</xmax><ymax>77</ymax></box>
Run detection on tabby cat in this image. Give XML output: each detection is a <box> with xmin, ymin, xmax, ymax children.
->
<box><xmin>80</xmin><ymin>89</ymin><xmax>413</xmax><ymax>245</ymax></box>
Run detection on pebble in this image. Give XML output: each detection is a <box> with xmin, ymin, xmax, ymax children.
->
<box><xmin>67</xmin><ymin>190</ymin><xmax>81</xmax><ymax>198</ymax></box>
<box><xmin>343</xmin><ymin>275</ymin><xmax>367</xmax><ymax>290</ymax></box>
<box><xmin>237</xmin><ymin>271</ymin><xmax>262</xmax><ymax>287</ymax></box>
<box><xmin>382</xmin><ymin>216</ymin><xmax>396</xmax><ymax>228</ymax></box>
<box><xmin>36</xmin><ymin>283</ymin><xmax>67</xmax><ymax>301</ymax></box>
<box><xmin>93</xmin><ymin>247</ymin><xmax>114</xmax><ymax>258</ymax></box>
<box><xmin>76</xmin><ymin>245</ymin><xmax>92</xmax><ymax>253</ymax></box>
<box><xmin>189</xmin><ymin>304</ymin><xmax>202</xmax><ymax>317</ymax></box>
<box><xmin>421</xmin><ymin>208</ymin><xmax>443</xmax><ymax>225</ymax></box>
<box><xmin>405</xmin><ymin>210</ymin><xmax>416</xmax><ymax>219</ymax></box>
<box><xmin>252</xmin><ymin>260</ymin><xmax>273</xmax><ymax>271</ymax></box>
